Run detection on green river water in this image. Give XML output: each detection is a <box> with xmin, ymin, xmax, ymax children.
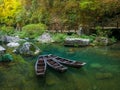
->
<box><xmin>0</xmin><ymin>42</ymin><xmax>120</xmax><ymax>90</ymax></box>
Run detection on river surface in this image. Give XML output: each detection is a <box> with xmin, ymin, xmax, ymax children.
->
<box><xmin>0</xmin><ymin>42</ymin><xmax>120</xmax><ymax>90</ymax></box>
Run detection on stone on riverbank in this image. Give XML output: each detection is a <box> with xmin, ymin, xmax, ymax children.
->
<box><xmin>1</xmin><ymin>36</ymin><xmax>24</xmax><ymax>43</ymax></box>
<box><xmin>64</xmin><ymin>37</ymin><xmax>90</xmax><ymax>46</ymax></box>
<box><xmin>14</xmin><ymin>42</ymin><xmax>40</xmax><ymax>56</ymax></box>
<box><xmin>7</xmin><ymin>42</ymin><xmax>20</xmax><ymax>48</ymax></box>
<box><xmin>0</xmin><ymin>46</ymin><xmax>6</xmax><ymax>54</ymax></box>
<box><xmin>37</xmin><ymin>33</ymin><xmax>54</xmax><ymax>43</ymax></box>
<box><xmin>93</xmin><ymin>37</ymin><xmax>109</xmax><ymax>46</ymax></box>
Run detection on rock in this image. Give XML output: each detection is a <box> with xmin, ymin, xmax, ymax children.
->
<box><xmin>1</xmin><ymin>54</ymin><xmax>13</xmax><ymax>62</ymax></box>
<box><xmin>14</xmin><ymin>42</ymin><xmax>40</xmax><ymax>56</ymax></box>
<box><xmin>1</xmin><ymin>35</ymin><xmax>25</xmax><ymax>43</ymax></box>
<box><xmin>93</xmin><ymin>37</ymin><xmax>109</xmax><ymax>46</ymax></box>
<box><xmin>37</xmin><ymin>33</ymin><xmax>54</xmax><ymax>43</ymax></box>
<box><xmin>7</xmin><ymin>42</ymin><xmax>20</xmax><ymax>48</ymax></box>
<box><xmin>95</xmin><ymin>72</ymin><xmax>113</xmax><ymax>80</ymax></box>
<box><xmin>0</xmin><ymin>46</ymin><xmax>6</xmax><ymax>51</ymax></box>
<box><xmin>64</xmin><ymin>37</ymin><xmax>90</xmax><ymax>46</ymax></box>
<box><xmin>0</xmin><ymin>46</ymin><xmax>6</xmax><ymax>54</ymax></box>
<box><xmin>68</xmin><ymin>48</ymin><xmax>74</xmax><ymax>53</ymax></box>
<box><xmin>90</xmin><ymin>63</ymin><xmax>102</xmax><ymax>69</ymax></box>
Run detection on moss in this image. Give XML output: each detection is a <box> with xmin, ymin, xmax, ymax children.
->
<box><xmin>95</xmin><ymin>72</ymin><xmax>113</xmax><ymax>80</ymax></box>
<box><xmin>90</xmin><ymin>63</ymin><xmax>102</xmax><ymax>69</ymax></box>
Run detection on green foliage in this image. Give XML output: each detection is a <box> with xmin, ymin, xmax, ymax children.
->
<box><xmin>80</xmin><ymin>34</ymin><xmax>96</xmax><ymax>42</ymax></box>
<box><xmin>109</xmin><ymin>37</ymin><xmax>117</xmax><ymax>44</ymax></box>
<box><xmin>0</xmin><ymin>0</ymin><xmax>119</xmax><ymax>41</ymax></box>
<box><xmin>95</xmin><ymin>26</ymin><xmax>111</xmax><ymax>37</ymax></box>
<box><xmin>52</xmin><ymin>33</ymin><xmax>67</xmax><ymax>43</ymax></box>
<box><xmin>21</xmin><ymin>23</ymin><xmax>47</xmax><ymax>38</ymax></box>
<box><xmin>0</xmin><ymin>0</ymin><xmax>23</xmax><ymax>26</ymax></box>
<box><xmin>0</xmin><ymin>26</ymin><xmax>15</xmax><ymax>35</ymax></box>
<box><xmin>80</xmin><ymin>0</ymin><xmax>94</xmax><ymax>10</ymax></box>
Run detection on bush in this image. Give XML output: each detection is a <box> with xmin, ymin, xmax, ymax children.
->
<box><xmin>21</xmin><ymin>23</ymin><xmax>47</xmax><ymax>38</ymax></box>
<box><xmin>0</xmin><ymin>26</ymin><xmax>15</xmax><ymax>35</ymax></box>
<box><xmin>108</xmin><ymin>36</ymin><xmax>117</xmax><ymax>45</ymax></box>
<box><xmin>95</xmin><ymin>26</ymin><xmax>111</xmax><ymax>37</ymax></box>
<box><xmin>52</xmin><ymin>33</ymin><xmax>67</xmax><ymax>43</ymax></box>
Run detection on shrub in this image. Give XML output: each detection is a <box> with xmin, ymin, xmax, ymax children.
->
<box><xmin>21</xmin><ymin>23</ymin><xmax>47</xmax><ymax>38</ymax></box>
<box><xmin>0</xmin><ymin>26</ymin><xmax>15</xmax><ymax>35</ymax></box>
<box><xmin>52</xmin><ymin>33</ymin><xmax>67</xmax><ymax>43</ymax></box>
<box><xmin>95</xmin><ymin>26</ymin><xmax>111</xmax><ymax>37</ymax></box>
<box><xmin>108</xmin><ymin>36</ymin><xmax>117</xmax><ymax>45</ymax></box>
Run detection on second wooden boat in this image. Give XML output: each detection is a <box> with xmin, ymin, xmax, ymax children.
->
<box><xmin>48</xmin><ymin>54</ymin><xmax>86</xmax><ymax>68</ymax></box>
<box><xmin>44</xmin><ymin>56</ymin><xmax>68</xmax><ymax>72</ymax></box>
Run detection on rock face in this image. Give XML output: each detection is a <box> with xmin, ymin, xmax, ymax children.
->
<box><xmin>64</xmin><ymin>37</ymin><xmax>90</xmax><ymax>46</ymax></box>
<box><xmin>7</xmin><ymin>42</ymin><xmax>20</xmax><ymax>48</ymax></box>
<box><xmin>37</xmin><ymin>33</ymin><xmax>54</xmax><ymax>43</ymax></box>
<box><xmin>1</xmin><ymin>36</ymin><xmax>24</xmax><ymax>43</ymax></box>
<box><xmin>14</xmin><ymin>42</ymin><xmax>40</xmax><ymax>56</ymax></box>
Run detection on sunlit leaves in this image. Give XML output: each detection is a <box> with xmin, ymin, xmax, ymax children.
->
<box><xmin>0</xmin><ymin>0</ymin><xmax>22</xmax><ymax>25</ymax></box>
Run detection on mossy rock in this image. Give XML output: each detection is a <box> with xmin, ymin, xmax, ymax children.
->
<box><xmin>46</xmin><ymin>79</ymin><xmax>56</xmax><ymax>86</ymax></box>
<box><xmin>2</xmin><ymin>54</ymin><xmax>13</xmax><ymax>62</ymax></box>
<box><xmin>95</xmin><ymin>72</ymin><xmax>113</xmax><ymax>80</ymax></box>
<box><xmin>90</xmin><ymin>63</ymin><xmax>102</xmax><ymax>69</ymax></box>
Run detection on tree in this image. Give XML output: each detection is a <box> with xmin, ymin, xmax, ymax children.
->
<box><xmin>0</xmin><ymin>0</ymin><xmax>22</xmax><ymax>26</ymax></box>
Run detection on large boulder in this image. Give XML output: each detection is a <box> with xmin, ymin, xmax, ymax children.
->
<box><xmin>7</xmin><ymin>42</ymin><xmax>20</xmax><ymax>48</ymax></box>
<box><xmin>14</xmin><ymin>42</ymin><xmax>40</xmax><ymax>56</ymax></box>
<box><xmin>64</xmin><ymin>37</ymin><xmax>90</xmax><ymax>46</ymax></box>
<box><xmin>37</xmin><ymin>33</ymin><xmax>54</xmax><ymax>43</ymax></box>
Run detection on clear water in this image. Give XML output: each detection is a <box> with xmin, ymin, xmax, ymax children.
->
<box><xmin>0</xmin><ymin>42</ymin><xmax>120</xmax><ymax>90</ymax></box>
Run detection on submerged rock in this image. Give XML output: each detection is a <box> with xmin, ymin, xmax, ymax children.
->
<box><xmin>90</xmin><ymin>63</ymin><xmax>102</xmax><ymax>69</ymax></box>
<box><xmin>95</xmin><ymin>72</ymin><xmax>113</xmax><ymax>80</ymax></box>
<box><xmin>7</xmin><ymin>42</ymin><xmax>20</xmax><ymax>48</ymax></box>
<box><xmin>37</xmin><ymin>33</ymin><xmax>54</xmax><ymax>43</ymax></box>
<box><xmin>14</xmin><ymin>42</ymin><xmax>40</xmax><ymax>56</ymax></box>
<box><xmin>64</xmin><ymin>37</ymin><xmax>90</xmax><ymax>46</ymax></box>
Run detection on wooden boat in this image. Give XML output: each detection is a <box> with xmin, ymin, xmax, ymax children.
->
<box><xmin>35</xmin><ymin>56</ymin><xmax>47</xmax><ymax>76</ymax></box>
<box><xmin>48</xmin><ymin>54</ymin><xmax>86</xmax><ymax>68</ymax></box>
<box><xmin>44</xmin><ymin>55</ymin><xmax>68</xmax><ymax>72</ymax></box>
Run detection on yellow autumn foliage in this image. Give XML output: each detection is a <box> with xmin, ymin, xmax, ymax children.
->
<box><xmin>0</xmin><ymin>0</ymin><xmax>22</xmax><ymax>25</ymax></box>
